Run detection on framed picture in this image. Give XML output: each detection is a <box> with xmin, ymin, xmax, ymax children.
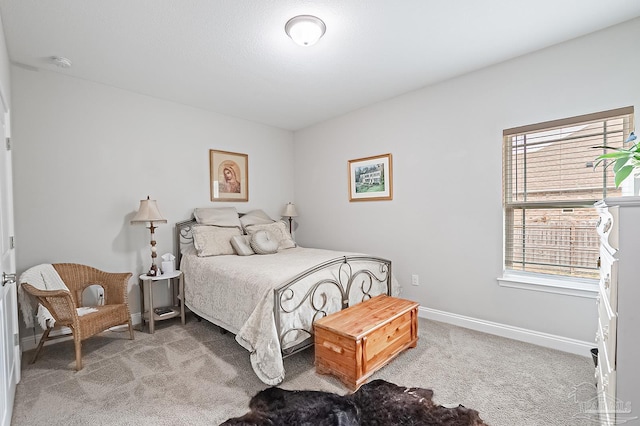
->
<box><xmin>348</xmin><ymin>153</ymin><xmax>393</xmax><ymax>201</ymax></box>
<box><xmin>209</xmin><ymin>149</ymin><xmax>248</xmax><ymax>202</ymax></box>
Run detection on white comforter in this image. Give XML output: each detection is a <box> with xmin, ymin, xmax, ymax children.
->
<box><xmin>181</xmin><ymin>246</ymin><xmax>394</xmax><ymax>385</ymax></box>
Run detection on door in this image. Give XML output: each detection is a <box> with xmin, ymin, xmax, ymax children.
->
<box><xmin>0</xmin><ymin>86</ymin><xmax>19</xmax><ymax>426</ymax></box>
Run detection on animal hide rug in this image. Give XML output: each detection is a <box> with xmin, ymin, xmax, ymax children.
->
<box><xmin>222</xmin><ymin>379</ymin><xmax>488</xmax><ymax>425</ymax></box>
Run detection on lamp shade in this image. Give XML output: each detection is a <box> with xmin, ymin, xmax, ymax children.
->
<box><xmin>282</xmin><ymin>202</ymin><xmax>298</xmax><ymax>217</ymax></box>
<box><xmin>285</xmin><ymin>15</ymin><xmax>326</xmax><ymax>46</ymax></box>
<box><xmin>131</xmin><ymin>197</ymin><xmax>167</xmax><ymax>224</ymax></box>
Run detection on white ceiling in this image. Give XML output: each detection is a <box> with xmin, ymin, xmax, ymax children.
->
<box><xmin>1</xmin><ymin>1</ymin><xmax>640</xmax><ymax>131</ymax></box>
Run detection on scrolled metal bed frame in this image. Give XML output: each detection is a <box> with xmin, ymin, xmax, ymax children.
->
<box><xmin>175</xmin><ymin>218</ymin><xmax>393</xmax><ymax>357</ymax></box>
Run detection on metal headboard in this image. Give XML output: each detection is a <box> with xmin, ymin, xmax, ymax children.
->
<box><xmin>174</xmin><ymin>218</ymin><xmax>196</xmax><ymax>268</ymax></box>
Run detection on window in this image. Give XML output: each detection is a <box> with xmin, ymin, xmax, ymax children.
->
<box><xmin>503</xmin><ymin>107</ymin><xmax>634</xmax><ymax>280</ymax></box>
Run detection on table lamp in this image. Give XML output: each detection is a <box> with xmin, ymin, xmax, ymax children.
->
<box><xmin>131</xmin><ymin>196</ymin><xmax>167</xmax><ymax>276</ymax></box>
<box><xmin>282</xmin><ymin>202</ymin><xmax>298</xmax><ymax>234</ymax></box>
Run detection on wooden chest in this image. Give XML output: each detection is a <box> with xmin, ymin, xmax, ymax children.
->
<box><xmin>313</xmin><ymin>295</ymin><xmax>418</xmax><ymax>390</ymax></box>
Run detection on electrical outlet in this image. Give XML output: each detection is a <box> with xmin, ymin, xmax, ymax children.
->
<box><xmin>411</xmin><ymin>274</ymin><xmax>419</xmax><ymax>286</ymax></box>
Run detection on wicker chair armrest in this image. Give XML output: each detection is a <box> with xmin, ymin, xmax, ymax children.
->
<box><xmin>20</xmin><ymin>282</ymin><xmax>78</xmax><ymax>325</ymax></box>
<box><xmin>21</xmin><ymin>283</ymin><xmax>69</xmax><ymax>299</ymax></box>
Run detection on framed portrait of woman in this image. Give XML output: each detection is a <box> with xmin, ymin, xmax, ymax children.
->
<box><xmin>209</xmin><ymin>149</ymin><xmax>248</xmax><ymax>202</ymax></box>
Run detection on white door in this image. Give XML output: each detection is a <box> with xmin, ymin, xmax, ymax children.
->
<box><xmin>0</xmin><ymin>87</ymin><xmax>19</xmax><ymax>426</ymax></box>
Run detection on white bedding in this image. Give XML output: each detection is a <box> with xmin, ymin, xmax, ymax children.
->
<box><xmin>181</xmin><ymin>246</ymin><xmax>394</xmax><ymax>385</ymax></box>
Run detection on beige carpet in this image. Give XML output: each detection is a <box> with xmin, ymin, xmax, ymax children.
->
<box><xmin>11</xmin><ymin>316</ymin><xmax>596</xmax><ymax>425</ymax></box>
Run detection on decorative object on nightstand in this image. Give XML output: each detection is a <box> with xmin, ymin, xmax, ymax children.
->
<box><xmin>161</xmin><ymin>253</ymin><xmax>175</xmax><ymax>274</ymax></box>
<box><xmin>138</xmin><ymin>270</ymin><xmax>184</xmax><ymax>334</ymax></box>
<box><xmin>131</xmin><ymin>196</ymin><xmax>167</xmax><ymax>276</ymax></box>
<box><xmin>282</xmin><ymin>202</ymin><xmax>298</xmax><ymax>234</ymax></box>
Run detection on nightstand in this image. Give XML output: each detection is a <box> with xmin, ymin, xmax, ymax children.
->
<box><xmin>138</xmin><ymin>270</ymin><xmax>185</xmax><ymax>334</ymax></box>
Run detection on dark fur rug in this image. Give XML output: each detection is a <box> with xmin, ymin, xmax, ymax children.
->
<box><xmin>221</xmin><ymin>379</ymin><xmax>488</xmax><ymax>425</ymax></box>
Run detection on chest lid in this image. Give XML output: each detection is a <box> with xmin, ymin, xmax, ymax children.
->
<box><xmin>314</xmin><ymin>295</ymin><xmax>418</xmax><ymax>340</ymax></box>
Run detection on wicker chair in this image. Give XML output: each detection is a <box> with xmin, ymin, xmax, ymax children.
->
<box><xmin>20</xmin><ymin>263</ymin><xmax>134</xmax><ymax>370</ymax></box>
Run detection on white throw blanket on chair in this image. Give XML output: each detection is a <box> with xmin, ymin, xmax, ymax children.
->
<box><xmin>18</xmin><ymin>264</ymin><xmax>97</xmax><ymax>329</ymax></box>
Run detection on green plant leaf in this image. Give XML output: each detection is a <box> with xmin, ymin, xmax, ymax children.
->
<box><xmin>613</xmin><ymin>157</ymin><xmax>630</xmax><ymax>173</ymax></box>
<box><xmin>594</xmin><ymin>152</ymin><xmax>632</xmax><ymax>171</ymax></box>
<box><xmin>597</xmin><ymin>151</ymin><xmax>634</xmax><ymax>159</ymax></box>
<box><xmin>614</xmin><ymin>165</ymin><xmax>634</xmax><ymax>187</ymax></box>
<box><xmin>592</xmin><ymin>136</ymin><xmax>640</xmax><ymax>183</ymax></box>
<box><xmin>593</xmin><ymin>157</ymin><xmax>612</xmax><ymax>170</ymax></box>
<box><xmin>592</xmin><ymin>145</ymin><xmax>618</xmax><ymax>149</ymax></box>
<box><xmin>593</xmin><ymin>145</ymin><xmax>628</xmax><ymax>151</ymax></box>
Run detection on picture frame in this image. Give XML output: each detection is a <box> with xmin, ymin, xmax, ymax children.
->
<box><xmin>209</xmin><ymin>149</ymin><xmax>248</xmax><ymax>202</ymax></box>
<box><xmin>348</xmin><ymin>153</ymin><xmax>393</xmax><ymax>201</ymax></box>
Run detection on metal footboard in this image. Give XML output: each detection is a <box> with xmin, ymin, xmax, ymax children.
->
<box><xmin>274</xmin><ymin>255</ymin><xmax>392</xmax><ymax>357</ymax></box>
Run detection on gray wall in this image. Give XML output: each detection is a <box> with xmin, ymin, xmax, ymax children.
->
<box><xmin>292</xmin><ymin>18</ymin><xmax>640</xmax><ymax>345</ymax></box>
<box><xmin>11</xmin><ymin>68</ymin><xmax>294</xmax><ymax>319</ymax></box>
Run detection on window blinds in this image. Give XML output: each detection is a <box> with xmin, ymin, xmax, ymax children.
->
<box><xmin>503</xmin><ymin>106</ymin><xmax>634</xmax><ymax>278</ymax></box>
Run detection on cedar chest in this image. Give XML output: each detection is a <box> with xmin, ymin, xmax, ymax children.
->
<box><xmin>313</xmin><ymin>294</ymin><xmax>419</xmax><ymax>390</ymax></box>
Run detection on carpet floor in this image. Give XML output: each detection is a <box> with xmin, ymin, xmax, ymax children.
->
<box><xmin>11</xmin><ymin>316</ymin><xmax>597</xmax><ymax>425</ymax></box>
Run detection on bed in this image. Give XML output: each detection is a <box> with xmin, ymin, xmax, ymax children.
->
<box><xmin>174</xmin><ymin>208</ymin><xmax>396</xmax><ymax>385</ymax></box>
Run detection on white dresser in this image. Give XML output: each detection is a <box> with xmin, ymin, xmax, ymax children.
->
<box><xmin>595</xmin><ymin>196</ymin><xmax>640</xmax><ymax>425</ymax></box>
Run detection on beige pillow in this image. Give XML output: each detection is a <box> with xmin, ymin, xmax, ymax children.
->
<box><xmin>230</xmin><ymin>235</ymin><xmax>254</xmax><ymax>256</ymax></box>
<box><xmin>192</xmin><ymin>225</ymin><xmax>241</xmax><ymax>257</ymax></box>
<box><xmin>245</xmin><ymin>221</ymin><xmax>296</xmax><ymax>251</ymax></box>
<box><xmin>250</xmin><ymin>231</ymin><xmax>279</xmax><ymax>255</ymax></box>
<box><xmin>194</xmin><ymin>207</ymin><xmax>242</xmax><ymax>228</ymax></box>
<box><xmin>240</xmin><ymin>209</ymin><xmax>275</xmax><ymax>229</ymax></box>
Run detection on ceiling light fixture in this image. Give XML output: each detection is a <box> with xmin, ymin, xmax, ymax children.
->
<box><xmin>285</xmin><ymin>15</ymin><xmax>326</xmax><ymax>46</ymax></box>
<box><xmin>51</xmin><ymin>56</ymin><xmax>72</xmax><ymax>68</ymax></box>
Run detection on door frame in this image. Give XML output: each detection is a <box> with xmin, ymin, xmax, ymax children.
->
<box><xmin>0</xmin><ymin>81</ymin><xmax>19</xmax><ymax>426</ymax></box>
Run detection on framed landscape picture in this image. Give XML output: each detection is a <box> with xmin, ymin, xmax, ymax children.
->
<box><xmin>348</xmin><ymin>153</ymin><xmax>393</xmax><ymax>201</ymax></box>
<box><xmin>210</xmin><ymin>149</ymin><xmax>248</xmax><ymax>202</ymax></box>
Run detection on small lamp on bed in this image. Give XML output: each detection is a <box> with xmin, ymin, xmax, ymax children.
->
<box><xmin>282</xmin><ymin>202</ymin><xmax>298</xmax><ymax>234</ymax></box>
<box><xmin>131</xmin><ymin>196</ymin><xmax>167</xmax><ymax>276</ymax></box>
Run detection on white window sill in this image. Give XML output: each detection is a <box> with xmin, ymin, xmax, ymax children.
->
<box><xmin>497</xmin><ymin>271</ymin><xmax>598</xmax><ymax>299</ymax></box>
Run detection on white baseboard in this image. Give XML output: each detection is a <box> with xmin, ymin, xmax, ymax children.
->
<box><xmin>418</xmin><ymin>306</ymin><xmax>593</xmax><ymax>357</ymax></box>
<box><xmin>21</xmin><ymin>309</ymin><xmax>592</xmax><ymax>358</ymax></box>
<box><xmin>20</xmin><ymin>313</ymin><xmax>143</xmax><ymax>352</ymax></box>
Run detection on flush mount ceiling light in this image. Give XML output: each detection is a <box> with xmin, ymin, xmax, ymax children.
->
<box><xmin>51</xmin><ymin>56</ymin><xmax>72</xmax><ymax>68</ymax></box>
<box><xmin>285</xmin><ymin>15</ymin><xmax>326</xmax><ymax>46</ymax></box>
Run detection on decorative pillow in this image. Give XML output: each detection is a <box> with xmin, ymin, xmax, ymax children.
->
<box><xmin>230</xmin><ymin>235</ymin><xmax>254</xmax><ymax>256</ymax></box>
<box><xmin>240</xmin><ymin>209</ymin><xmax>275</xmax><ymax>228</ymax></box>
<box><xmin>250</xmin><ymin>231</ymin><xmax>279</xmax><ymax>255</ymax></box>
<box><xmin>192</xmin><ymin>225</ymin><xmax>241</xmax><ymax>257</ymax></box>
<box><xmin>194</xmin><ymin>207</ymin><xmax>242</xmax><ymax>228</ymax></box>
<box><xmin>245</xmin><ymin>221</ymin><xmax>296</xmax><ymax>251</ymax></box>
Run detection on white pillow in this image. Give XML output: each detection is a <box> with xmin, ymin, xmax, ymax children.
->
<box><xmin>194</xmin><ymin>207</ymin><xmax>242</xmax><ymax>228</ymax></box>
<box><xmin>240</xmin><ymin>209</ymin><xmax>275</xmax><ymax>228</ymax></box>
<box><xmin>192</xmin><ymin>226</ymin><xmax>241</xmax><ymax>257</ymax></box>
<box><xmin>250</xmin><ymin>231</ymin><xmax>279</xmax><ymax>255</ymax></box>
<box><xmin>230</xmin><ymin>235</ymin><xmax>254</xmax><ymax>256</ymax></box>
<box><xmin>245</xmin><ymin>221</ymin><xmax>296</xmax><ymax>251</ymax></box>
